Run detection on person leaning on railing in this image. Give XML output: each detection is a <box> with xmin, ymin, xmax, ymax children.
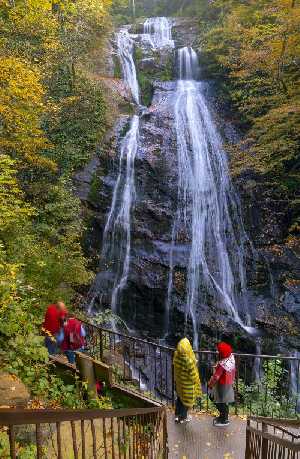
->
<box><xmin>61</xmin><ymin>316</ymin><xmax>87</xmax><ymax>364</ymax></box>
<box><xmin>173</xmin><ymin>337</ymin><xmax>202</xmax><ymax>424</ymax></box>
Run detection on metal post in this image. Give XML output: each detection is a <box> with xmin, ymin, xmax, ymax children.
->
<box><xmin>245</xmin><ymin>419</ymin><xmax>251</xmax><ymax>459</ymax></box>
<box><xmin>99</xmin><ymin>329</ymin><xmax>104</xmax><ymax>361</ymax></box>
<box><xmin>261</xmin><ymin>422</ymin><xmax>268</xmax><ymax>458</ymax></box>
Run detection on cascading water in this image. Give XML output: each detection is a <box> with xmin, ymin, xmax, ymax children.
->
<box><xmin>144</xmin><ymin>17</ymin><xmax>174</xmax><ymax>49</ymax></box>
<box><xmin>103</xmin><ymin>115</ymin><xmax>139</xmax><ymax>314</ymax></box>
<box><xmin>87</xmin><ymin>27</ymin><xmax>140</xmax><ymax>315</ymax></box>
<box><xmin>168</xmin><ymin>46</ymin><xmax>253</xmax><ymax>346</ymax></box>
<box><xmin>117</xmin><ymin>28</ymin><xmax>140</xmax><ymax>104</ymax></box>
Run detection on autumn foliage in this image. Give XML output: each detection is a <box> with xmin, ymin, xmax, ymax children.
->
<box><xmin>0</xmin><ymin>0</ymin><xmax>113</xmax><ymax>401</ymax></box>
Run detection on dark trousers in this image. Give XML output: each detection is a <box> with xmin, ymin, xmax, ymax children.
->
<box><xmin>175</xmin><ymin>397</ymin><xmax>188</xmax><ymax>420</ymax></box>
<box><xmin>216</xmin><ymin>403</ymin><xmax>229</xmax><ymax>422</ymax></box>
<box><xmin>45</xmin><ymin>336</ymin><xmax>58</xmax><ymax>355</ymax></box>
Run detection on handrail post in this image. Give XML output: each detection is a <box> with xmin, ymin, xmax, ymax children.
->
<box><xmin>162</xmin><ymin>408</ymin><xmax>168</xmax><ymax>459</ymax></box>
<box><xmin>8</xmin><ymin>425</ymin><xmax>16</xmax><ymax>459</ymax></box>
<box><xmin>99</xmin><ymin>329</ymin><xmax>104</xmax><ymax>361</ymax></box>
<box><xmin>245</xmin><ymin>419</ymin><xmax>251</xmax><ymax>459</ymax></box>
<box><xmin>171</xmin><ymin>355</ymin><xmax>175</xmax><ymax>407</ymax></box>
<box><xmin>261</xmin><ymin>421</ymin><xmax>268</xmax><ymax>458</ymax></box>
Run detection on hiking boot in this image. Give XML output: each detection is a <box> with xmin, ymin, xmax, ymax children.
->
<box><xmin>179</xmin><ymin>416</ymin><xmax>192</xmax><ymax>424</ymax></box>
<box><xmin>213</xmin><ymin>416</ymin><xmax>222</xmax><ymax>423</ymax></box>
<box><xmin>213</xmin><ymin>419</ymin><xmax>230</xmax><ymax>427</ymax></box>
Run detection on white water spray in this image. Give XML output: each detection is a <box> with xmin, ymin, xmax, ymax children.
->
<box><xmin>144</xmin><ymin>17</ymin><xmax>174</xmax><ymax>49</ymax></box>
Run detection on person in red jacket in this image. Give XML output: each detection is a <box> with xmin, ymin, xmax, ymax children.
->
<box><xmin>61</xmin><ymin>317</ymin><xmax>86</xmax><ymax>364</ymax></box>
<box><xmin>208</xmin><ymin>342</ymin><xmax>235</xmax><ymax>427</ymax></box>
<box><xmin>42</xmin><ymin>302</ymin><xmax>68</xmax><ymax>355</ymax></box>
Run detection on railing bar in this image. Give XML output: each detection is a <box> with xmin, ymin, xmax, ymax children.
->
<box><xmin>56</xmin><ymin>421</ymin><xmax>62</xmax><ymax>459</ymax></box>
<box><xmin>8</xmin><ymin>425</ymin><xmax>16</xmax><ymax>459</ymax></box>
<box><xmin>123</xmin><ymin>416</ymin><xmax>127</xmax><ymax>459</ymax></box>
<box><xmin>71</xmin><ymin>420</ymin><xmax>79</xmax><ymax>459</ymax></box>
<box><xmin>243</xmin><ymin>358</ymin><xmax>247</xmax><ymax>416</ymax></box>
<box><xmin>171</xmin><ymin>352</ymin><xmax>175</xmax><ymax>407</ymax></box>
<box><xmin>140</xmin><ymin>413</ymin><xmax>145</xmax><ymax>459</ymax></box>
<box><xmin>165</xmin><ymin>352</ymin><xmax>168</xmax><ymax>399</ymax></box>
<box><xmin>81</xmin><ymin>420</ymin><xmax>86</xmax><ymax>459</ymax></box>
<box><xmin>0</xmin><ymin>407</ymin><xmax>164</xmax><ymax>424</ymax></box>
<box><xmin>235</xmin><ymin>355</ymin><xmax>240</xmax><ymax>415</ymax></box>
<box><xmin>117</xmin><ymin>416</ymin><xmax>121</xmax><ymax>458</ymax></box>
<box><xmin>132</xmin><ymin>415</ymin><xmax>135</xmax><ymax>459</ymax></box>
<box><xmin>127</xmin><ymin>415</ymin><xmax>132</xmax><ymax>459</ymax></box>
<box><xmin>111</xmin><ymin>417</ymin><xmax>116</xmax><ymax>459</ymax></box>
<box><xmin>146</xmin><ymin>413</ymin><xmax>150</xmax><ymax>459</ymax></box>
<box><xmin>135</xmin><ymin>415</ymin><xmax>139</xmax><ymax>458</ymax></box>
<box><xmin>36</xmin><ymin>423</ymin><xmax>42</xmax><ymax>459</ymax></box>
<box><xmin>81</xmin><ymin>319</ymin><xmax>300</xmax><ymax>360</ymax></box>
<box><xmin>91</xmin><ymin>419</ymin><xmax>97</xmax><ymax>459</ymax></box>
<box><xmin>149</xmin><ymin>414</ymin><xmax>154</xmax><ymax>459</ymax></box>
<box><xmin>159</xmin><ymin>349</ymin><xmax>163</xmax><ymax>401</ymax></box>
<box><xmin>103</xmin><ymin>417</ymin><xmax>108</xmax><ymax>459</ymax></box>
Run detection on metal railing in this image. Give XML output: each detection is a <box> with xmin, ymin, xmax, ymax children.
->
<box><xmin>0</xmin><ymin>406</ymin><xmax>167</xmax><ymax>458</ymax></box>
<box><xmin>245</xmin><ymin>416</ymin><xmax>300</xmax><ymax>458</ymax></box>
<box><xmin>82</xmin><ymin>320</ymin><xmax>300</xmax><ymax>418</ymax></box>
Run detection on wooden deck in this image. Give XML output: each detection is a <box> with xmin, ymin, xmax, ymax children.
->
<box><xmin>167</xmin><ymin>411</ymin><xmax>246</xmax><ymax>459</ymax></box>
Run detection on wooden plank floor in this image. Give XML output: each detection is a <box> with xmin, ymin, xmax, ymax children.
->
<box><xmin>167</xmin><ymin>411</ymin><xmax>246</xmax><ymax>459</ymax></box>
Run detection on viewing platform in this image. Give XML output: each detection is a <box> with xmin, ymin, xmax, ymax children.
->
<box><xmin>167</xmin><ymin>412</ymin><xmax>246</xmax><ymax>458</ymax></box>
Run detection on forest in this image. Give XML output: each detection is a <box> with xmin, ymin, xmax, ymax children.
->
<box><xmin>0</xmin><ymin>0</ymin><xmax>299</xmax><ymax>409</ymax></box>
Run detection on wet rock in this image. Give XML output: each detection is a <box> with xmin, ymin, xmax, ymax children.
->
<box><xmin>80</xmin><ymin>17</ymin><xmax>300</xmax><ymax>352</ymax></box>
<box><xmin>74</xmin><ymin>156</ymin><xmax>100</xmax><ymax>201</ymax></box>
<box><xmin>283</xmin><ymin>284</ymin><xmax>300</xmax><ymax>317</ymax></box>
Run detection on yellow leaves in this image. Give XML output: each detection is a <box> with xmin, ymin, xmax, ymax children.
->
<box><xmin>0</xmin><ymin>155</ymin><xmax>34</xmax><ymax>232</ymax></box>
<box><xmin>0</xmin><ymin>57</ymin><xmax>56</xmax><ymax>171</ymax></box>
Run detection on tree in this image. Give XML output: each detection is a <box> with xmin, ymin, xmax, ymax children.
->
<box><xmin>0</xmin><ymin>57</ymin><xmax>55</xmax><ymax>169</ymax></box>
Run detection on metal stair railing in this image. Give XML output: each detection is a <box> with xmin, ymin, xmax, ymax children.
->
<box><xmin>246</xmin><ymin>416</ymin><xmax>300</xmax><ymax>458</ymax></box>
<box><xmin>0</xmin><ymin>406</ymin><xmax>168</xmax><ymax>459</ymax></box>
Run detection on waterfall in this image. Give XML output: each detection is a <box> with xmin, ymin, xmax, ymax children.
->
<box><xmin>170</xmin><ymin>47</ymin><xmax>253</xmax><ymax>346</ymax></box>
<box><xmin>87</xmin><ymin>27</ymin><xmax>140</xmax><ymax>316</ymax></box>
<box><xmin>131</xmin><ymin>0</ymin><xmax>135</xmax><ymax>18</ymax></box>
<box><xmin>103</xmin><ymin>28</ymin><xmax>141</xmax><ymax>314</ymax></box>
<box><xmin>103</xmin><ymin>115</ymin><xmax>139</xmax><ymax>314</ymax></box>
<box><xmin>144</xmin><ymin>17</ymin><xmax>174</xmax><ymax>49</ymax></box>
<box><xmin>117</xmin><ymin>28</ymin><xmax>140</xmax><ymax>104</ymax></box>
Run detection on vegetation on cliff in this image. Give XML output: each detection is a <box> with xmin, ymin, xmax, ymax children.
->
<box><xmin>0</xmin><ymin>0</ymin><xmax>113</xmax><ymax>404</ymax></box>
<box><xmin>197</xmin><ymin>0</ymin><xmax>300</xmax><ymax>237</ymax></box>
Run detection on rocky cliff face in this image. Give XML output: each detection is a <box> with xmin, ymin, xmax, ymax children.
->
<box><xmin>75</xmin><ymin>18</ymin><xmax>300</xmax><ymax>352</ymax></box>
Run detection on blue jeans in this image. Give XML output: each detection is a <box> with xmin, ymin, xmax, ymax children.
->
<box><xmin>45</xmin><ymin>336</ymin><xmax>58</xmax><ymax>355</ymax></box>
<box><xmin>65</xmin><ymin>348</ymin><xmax>84</xmax><ymax>364</ymax></box>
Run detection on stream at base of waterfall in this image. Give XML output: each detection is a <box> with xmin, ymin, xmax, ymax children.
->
<box><xmin>87</xmin><ymin>17</ymin><xmax>258</xmax><ymax>347</ymax></box>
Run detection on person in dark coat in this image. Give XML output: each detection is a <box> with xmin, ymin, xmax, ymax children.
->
<box><xmin>208</xmin><ymin>342</ymin><xmax>235</xmax><ymax>427</ymax></box>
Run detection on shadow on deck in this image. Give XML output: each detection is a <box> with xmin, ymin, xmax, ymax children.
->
<box><xmin>167</xmin><ymin>411</ymin><xmax>246</xmax><ymax>459</ymax></box>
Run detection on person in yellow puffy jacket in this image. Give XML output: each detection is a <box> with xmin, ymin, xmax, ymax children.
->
<box><xmin>173</xmin><ymin>337</ymin><xmax>201</xmax><ymax>423</ymax></box>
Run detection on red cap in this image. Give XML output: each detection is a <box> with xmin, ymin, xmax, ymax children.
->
<box><xmin>217</xmin><ymin>342</ymin><xmax>232</xmax><ymax>359</ymax></box>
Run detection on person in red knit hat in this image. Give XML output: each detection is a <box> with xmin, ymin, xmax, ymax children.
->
<box><xmin>208</xmin><ymin>342</ymin><xmax>235</xmax><ymax>427</ymax></box>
